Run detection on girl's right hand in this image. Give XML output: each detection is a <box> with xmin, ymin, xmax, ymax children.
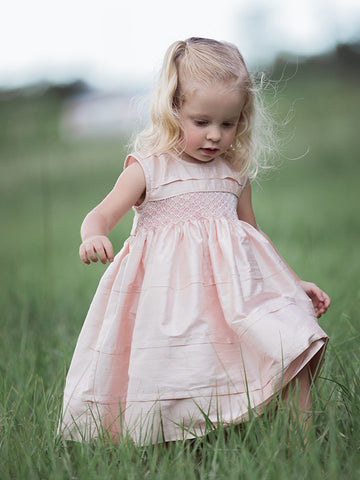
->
<box><xmin>79</xmin><ymin>235</ymin><xmax>114</xmax><ymax>265</ymax></box>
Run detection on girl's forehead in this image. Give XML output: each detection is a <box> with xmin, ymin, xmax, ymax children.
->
<box><xmin>180</xmin><ymin>81</ymin><xmax>246</xmax><ymax>116</ymax></box>
<box><xmin>180</xmin><ymin>78</ymin><xmax>243</xmax><ymax>98</ymax></box>
<box><xmin>180</xmin><ymin>79</ymin><xmax>245</xmax><ymax>104</ymax></box>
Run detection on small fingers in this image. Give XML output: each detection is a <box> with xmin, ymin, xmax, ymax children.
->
<box><xmin>323</xmin><ymin>293</ymin><xmax>331</xmax><ymax>309</ymax></box>
<box><xmin>92</xmin><ymin>237</ymin><xmax>114</xmax><ymax>264</ymax></box>
<box><xmin>312</xmin><ymin>284</ymin><xmax>324</xmax><ymax>300</ymax></box>
<box><xmin>102</xmin><ymin>236</ymin><xmax>114</xmax><ymax>263</ymax></box>
<box><xmin>92</xmin><ymin>238</ymin><xmax>108</xmax><ymax>264</ymax></box>
<box><xmin>83</xmin><ymin>243</ymin><xmax>99</xmax><ymax>263</ymax></box>
<box><xmin>79</xmin><ymin>243</ymin><xmax>91</xmax><ymax>264</ymax></box>
<box><xmin>79</xmin><ymin>236</ymin><xmax>114</xmax><ymax>265</ymax></box>
<box><xmin>315</xmin><ymin>294</ymin><xmax>331</xmax><ymax>318</ymax></box>
<box><xmin>318</xmin><ymin>291</ymin><xmax>331</xmax><ymax>313</ymax></box>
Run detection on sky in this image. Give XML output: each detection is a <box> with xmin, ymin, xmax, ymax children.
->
<box><xmin>1</xmin><ymin>0</ymin><xmax>360</xmax><ymax>90</ymax></box>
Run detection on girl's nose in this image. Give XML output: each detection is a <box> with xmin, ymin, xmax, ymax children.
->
<box><xmin>206</xmin><ymin>126</ymin><xmax>221</xmax><ymax>142</ymax></box>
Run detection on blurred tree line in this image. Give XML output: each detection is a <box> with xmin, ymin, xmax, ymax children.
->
<box><xmin>272</xmin><ymin>41</ymin><xmax>360</xmax><ymax>78</ymax></box>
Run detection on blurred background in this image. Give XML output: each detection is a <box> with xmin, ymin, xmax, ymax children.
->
<box><xmin>1</xmin><ymin>0</ymin><xmax>359</xmax><ymax>370</ymax></box>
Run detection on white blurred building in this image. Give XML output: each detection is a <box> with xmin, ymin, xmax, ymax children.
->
<box><xmin>60</xmin><ymin>90</ymin><xmax>150</xmax><ymax>140</ymax></box>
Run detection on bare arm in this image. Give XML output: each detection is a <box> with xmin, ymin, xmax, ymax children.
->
<box><xmin>236</xmin><ymin>179</ymin><xmax>330</xmax><ymax>318</ymax></box>
<box><xmin>79</xmin><ymin>161</ymin><xmax>146</xmax><ymax>265</ymax></box>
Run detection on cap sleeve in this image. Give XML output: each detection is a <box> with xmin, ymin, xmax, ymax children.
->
<box><xmin>124</xmin><ymin>152</ymin><xmax>153</xmax><ymax>208</ymax></box>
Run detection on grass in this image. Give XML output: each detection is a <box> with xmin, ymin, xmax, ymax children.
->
<box><xmin>1</xmin><ymin>69</ymin><xmax>360</xmax><ymax>478</ymax></box>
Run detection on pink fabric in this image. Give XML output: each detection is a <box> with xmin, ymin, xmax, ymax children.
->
<box><xmin>59</xmin><ymin>152</ymin><xmax>328</xmax><ymax>444</ymax></box>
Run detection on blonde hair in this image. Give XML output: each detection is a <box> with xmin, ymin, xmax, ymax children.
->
<box><xmin>134</xmin><ymin>37</ymin><xmax>275</xmax><ymax>178</ymax></box>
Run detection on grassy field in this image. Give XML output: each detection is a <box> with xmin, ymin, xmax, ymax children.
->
<box><xmin>0</xmin><ymin>67</ymin><xmax>360</xmax><ymax>479</ymax></box>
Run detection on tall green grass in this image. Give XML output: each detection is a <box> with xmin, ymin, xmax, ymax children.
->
<box><xmin>1</xmin><ymin>71</ymin><xmax>360</xmax><ymax>478</ymax></box>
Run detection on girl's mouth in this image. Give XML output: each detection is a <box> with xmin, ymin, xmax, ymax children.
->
<box><xmin>201</xmin><ymin>148</ymin><xmax>219</xmax><ymax>156</ymax></box>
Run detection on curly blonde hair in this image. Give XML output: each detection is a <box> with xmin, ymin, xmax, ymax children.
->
<box><xmin>134</xmin><ymin>37</ymin><xmax>275</xmax><ymax>178</ymax></box>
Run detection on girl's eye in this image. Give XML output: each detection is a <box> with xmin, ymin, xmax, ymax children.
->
<box><xmin>194</xmin><ymin>120</ymin><xmax>208</xmax><ymax>126</ymax></box>
<box><xmin>222</xmin><ymin>122</ymin><xmax>235</xmax><ymax>128</ymax></box>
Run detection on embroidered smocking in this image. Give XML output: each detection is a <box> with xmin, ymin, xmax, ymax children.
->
<box><xmin>134</xmin><ymin>191</ymin><xmax>238</xmax><ymax>233</ymax></box>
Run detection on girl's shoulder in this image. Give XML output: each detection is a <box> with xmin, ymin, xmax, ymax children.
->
<box><xmin>124</xmin><ymin>151</ymin><xmax>155</xmax><ymax>169</ymax></box>
<box><xmin>125</xmin><ymin>150</ymin><xmax>174</xmax><ymax>169</ymax></box>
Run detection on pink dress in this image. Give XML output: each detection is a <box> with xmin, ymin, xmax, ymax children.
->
<box><xmin>59</xmin><ymin>151</ymin><xmax>328</xmax><ymax>444</ymax></box>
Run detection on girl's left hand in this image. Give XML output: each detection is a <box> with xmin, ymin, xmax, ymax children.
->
<box><xmin>299</xmin><ymin>280</ymin><xmax>331</xmax><ymax>318</ymax></box>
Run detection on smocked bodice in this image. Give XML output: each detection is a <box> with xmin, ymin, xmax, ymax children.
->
<box><xmin>134</xmin><ymin>191</ymin><xmax>239</xmax><ymax>233</ymax></box>
<box><xmin>125</xmin><ymin>152</ymin><xmax>246</xmax><ymax>235</ymax></box>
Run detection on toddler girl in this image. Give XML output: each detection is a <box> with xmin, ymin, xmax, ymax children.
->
<box><xmin>59</xmin><ymin>37</ymin><xmax>330</xmax><ymax>445</ymax></box>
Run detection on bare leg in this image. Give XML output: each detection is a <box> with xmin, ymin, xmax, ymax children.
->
<box><xmin>282</xmin><ymin>366</ymin><xmax>313</xmax><ymax>441</ymax></box>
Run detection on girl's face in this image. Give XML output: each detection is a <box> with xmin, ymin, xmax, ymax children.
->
<box><xmin>178</xmin><ymin>80</ymin><xmax>245</xmax><ymax>163</ymax></box>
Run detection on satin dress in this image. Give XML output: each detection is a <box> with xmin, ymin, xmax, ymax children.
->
<box><xmin>59</xmin><ymin>151</ymin><xmax>328</xmax><ymax>444</ymax></box>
